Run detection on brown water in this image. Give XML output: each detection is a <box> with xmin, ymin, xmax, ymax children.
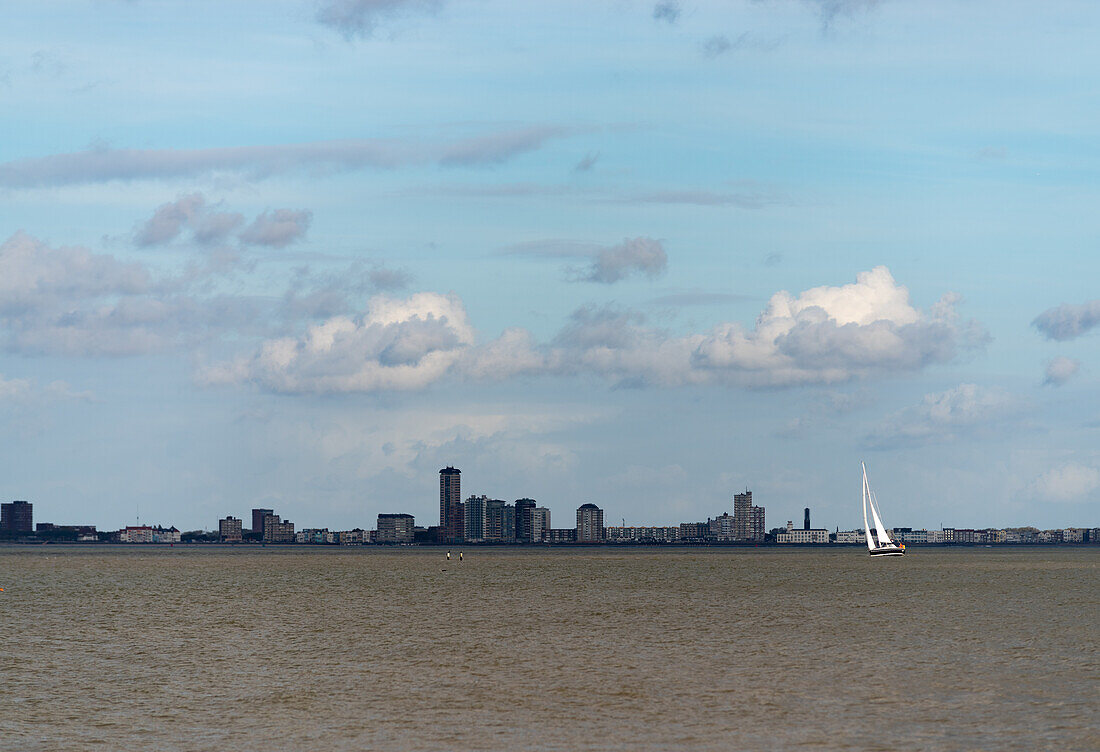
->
<box><xmin>1</xmin><ymin>546</ymin><xmax>1096</xmax><ymax>751</ymax></box>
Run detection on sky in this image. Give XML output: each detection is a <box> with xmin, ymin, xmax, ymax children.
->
<box><xmin>1</xmin><ymin>0</ymin><xmax>1099</xmax><ymax>533</ymax></box>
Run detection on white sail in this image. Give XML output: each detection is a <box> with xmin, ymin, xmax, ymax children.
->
<box><xmin>861</xmin><ymin>463</ymin><xmax>875</xmax><ymax>550</ymax></box>
<box><xmin>868</xmin><ymin>490</ymin><xmax>893</xmax><ymax>547</ymax></box>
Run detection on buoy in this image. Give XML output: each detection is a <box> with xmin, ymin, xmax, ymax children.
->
<box><xmin>459</xmin><ymin>551</ymin><xmax>463</xmax><ymax>561</ymax></box>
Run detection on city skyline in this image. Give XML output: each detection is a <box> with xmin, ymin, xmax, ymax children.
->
<box><xmin>2</xmin><ymin>2</ymin><xmax>1099</xmax><ymax>532</ymax></box>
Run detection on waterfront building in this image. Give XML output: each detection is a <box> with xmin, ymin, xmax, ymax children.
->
<box><xmin>35</xmin><ymin>523</ymin><xmax>97</xmax><ymax>542</ymax></box>
<box><xmin>776</xmin><ymin>520</ymin><xmax>829</xmax><ymax>544</ymax></box>
<box><xmin>219</xmin><ymin>516</ymin><xmax>243</xmax><ymax>542</ymax></box>
<box><xmin>377</xmin><ymin>513</ymin><xmax>415</xmax><ymax>543</ymax></box>
<box><xmin>484</xmin><ymin>499</ymin><xmax>505</xmax><ymax>541</ymax></box>
<box><xmin>708</xmin><ymin>513</ymin><xmax>736</xmax><ymax>541</ymax></box>
<box><xmin>1063</xmin><ymin>528</ymin><xmax>1086</xmax><ymax>543</ymax></box>
<box><xmin>678</xmin><ymin>522</ymin><xmax>708</xmax><ymax>541</ymax></box>
<box><xmin>515</xmin><ymin>498</ymin><xmax>537</xmax><ymax>542</ymax></box>
<box><xmin>733</xmin><ymin>491</ymin><xmax>765</xmax><ymax>541</ymax></box>
<box><xmin>439</xmin><ymin>467</ymin><xmax>464</xmax><ymax>543</ymax></box>
<box><xmin>263</xmin><ymin>514</ymin><xmax>295</xmax><ymax>543</ymax></box>
<box><xmin>605</xmin><ymin>526</ymin><xmax>680</xmax><ymax>543</ymax></box>
<box><xmin>532</xmin><ymin>507</ymin><xmax>551</xmax><ymax>543</ymax></box>
<box><xmin>464</xmin><ymin>495</ymin><xmax>488</xmax><ymax>542</ymax></box>
<box><xmin>336</xmin><ymin>529</ymin><xmax>365</xmax><ymax>545</ymax></box>
<box><xmin>547</xmin><ymin>528</ymin><xmax>577</xmax><ymax>543</ymax></box>
<box><xmin>251</xmin><ymin>508</ymin><xmax>273</xmax><ymax>536</ymax></box>
<box><xmin>501</xmin><ymin>504</ymin><xmax>516</xmax><ymax>542</ymax></box>
<box><xmin>1</xmin><ymin>500</ymin><xmax>33</xmax><ymax>534</ymax></box>
<box><xmin>576</xmin><ymin>503</ymin><xmax>604</xmax><ymax>542</ymax></box>
<box><xmin>118</xmin><ymin>525</ymin><xmax>180</xmax><ymax>543</ymax></box>
<box><xmin>834</xmin><ymin>529</ymin><xmax>863</xmax><ymax>544</ymax></box>
<box><xmin>295</xmin><ymin>528</ymin><xmax>329</xmax><ymax>544</ymax></box>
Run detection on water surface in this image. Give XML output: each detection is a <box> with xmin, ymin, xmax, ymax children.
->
<box><xmin>2</xmin><ymin>546</ymin><xmax>1096</xmax><ymax>751</ymax></box>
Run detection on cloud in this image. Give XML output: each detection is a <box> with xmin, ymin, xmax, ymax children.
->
<box><xmin>652</xmin><ymin>1</ymin><xmax>681</xmax><ymax>24</ymax></box>
<box><xmin>203</xmin><ymin>292</ymin><xmax>475</xmax><ymax>394</ymax></box>
<box><xmin>209</xmin><ymin>266</ymin><xmax>985</xmax><ymax>395</ymax></box>
<box><xmin>701</xmin><ymin>35</ymin><xmax>733</xmax><ymax>58</ymax></box>
<box><xmin>0</xmin><ymin>127</ymin><xmax>575</xmax><ymax>189</ymax></box>
<box><xmin>1033</xmin><ymin>463</ymin><xmax>1100</xmax><ymax>502</ymax></box>
<box><xmin>574</xmin><ymin>237</ymin><xmax>668</xmax><ymax>284</ymax></box>
<box><xmin>239</xmin><ymin>209</ymin><xmax>312</xmax><ymax>247</ymax></box>
<box><xmin>0</xmin><ymin>375</ymin><xmax>92</xmax><ymax>405</ymax></box>
<box><xmin>1043</xmin><ymin>356</ymin><xmax>1080</xmax><ymax>387</ymax></box>
<box><xmin>135</xmin><ymin>194</ymin><xmax>244</xmax><ymax>246</ymax></box>
<box><xmin>368</xmin><ymin>265</ymin><xmax>414</xmax><ymax>291</ymax></box>
<box><xmin>0</xmin><ymin>231</ymin><xmax>269</xmax><ymax>357</ymax></box>
<box><xmin>865</xmin><ymin>383</ymin><xmax>1015</xmax><ymax>449</ymax></box>
<box><xmin>690</xmin><ymin>267</ymin><xmax>986</xmax><ymax>388</ymax></box>
<box><xmin>648</xmin><ymin>290</ymin><xmax>752</xmax><ymax>307</ymax></box>
<box><xmin>316</xmin><ymin>0</ymin><xmax>442</xmax><ymax>40</ymax></box>
<box><xmin>573</xmin><ymin>152</ymin><xmax>599</xmax><ymax>173</ymax></box>
<box><xmin>506</xmin><ymin>237</ymin><xmax>668</xmax><ymax>284</ymax></box>
<box><xmin>1032</xmin><ymin>300</ymin><xmax>1100</xmax><ymax>341</ymax></box>
<box><xmin>807</xmin><ymin>0</ymin><xmax>881</xmax><ymax>29</ymax></box>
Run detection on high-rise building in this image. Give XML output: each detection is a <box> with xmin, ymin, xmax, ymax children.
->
<box><xmin>219</xmin><ymin>516</ymin><xmax>243</xmax><ymax>542</ymax></box>
<box><xmin>733</xmin><ymin>491</ymin><xmax>765</xmax><ymax>542</ymax></box>
<box><xmin>377</xmin><ymin>513</ymin><xmax>415</xmax><ymax>543</ymax></box>
<box><xmin>708</xmin><ymin>513</ymin><xmax>735</xmax><ymax>541</ymax></box>
<box><xmin>439</xmin><ymin>467</ymin><xmax>463</xmax><ymax>542</ymax></box>
<box><xmin>1</xmin><ymin>500</ymin><xmax>33</xmax><ymax>534</ymax></box>
<box><xmin>501</xmin><ymin>503</ymin><xmax>516</xmax><ymax>543</ymax></box>
<box><xmin>485</xmin><ymin>499</ymin><xmax>505</xmax><ymax>541</ymax></box>
<box><xmin>515</xmin><ymin>498</ymin><xmax>537</xmax><ymax>542</ymax></box>
<box><xmin>464</xmin><ymin>495</ymin><xmax>488</xmax><ymax>542</ymax></box>
<box><xmin>532</xmin><ymin>507</ymin><xmax>551</xmax><ymax>543</ymax></box>
<box><xmin>263</xmin><ymin>514</ymin><xmax>295</xmax><ymax>543</ymax></box>
<box><xmin>251</xmin><ymin>508</ymin><xmax>273</xmax><ymax>536</ymax></box>
<box><xmin>576</xmin><ymin>503</ymin><xmax>604</xmax><ymax>542</ymax></box>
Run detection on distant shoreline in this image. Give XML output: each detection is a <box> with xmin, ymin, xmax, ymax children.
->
<box><xmin>1</xmin><ymin>541</ymin><xmax>1096</xmax><ymax>549</ymax></box>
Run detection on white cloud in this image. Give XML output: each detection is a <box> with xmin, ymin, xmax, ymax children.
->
<box><xmin>1033</xmin><ymin>463</ymin><xmax>1100</xmax><ymax>502</ymax></box>
<box><xmin>209</xmin><ymin>266</ymin><xmax>984</xmax><ymax>395</ymax></box>
<box><xmin>1043</xmin><ymin>356</ymin><xmax>1080</xmax><ymax>387</ymax></box>
<box><xmin>866</xmin><ymin>383</ymin><xmax>1015</xmax><ymax>449</ymax></box>
<box><xmin>203</xmin><ymin>292</ymin><xmax>474</xmax><ymax>393</ymax></box>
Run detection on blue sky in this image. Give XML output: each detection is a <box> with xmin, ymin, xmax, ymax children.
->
<box><xmin>1</xmin><ymin>0</ymin><xmax>1098</xmax><ymax>532</ymax></box>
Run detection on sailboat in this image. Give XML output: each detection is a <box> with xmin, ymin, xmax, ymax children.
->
<box><xmin>861</xmin><ymin>461</ymin><xmax>905</xmax><ymax>557</ymax></box>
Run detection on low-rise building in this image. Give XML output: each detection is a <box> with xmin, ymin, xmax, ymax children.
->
<box><xmin>605</xmin><ymin>526</ymin><xmax>680</xmax><ymax>543</ymax></box>
<box><xmin>678</xmin><ymin>522</ymin><xmax>708</xmax><ymax>541</ymax></box>
<box><xmin>776</xmin><ymin>521</ymin><xmax>829</xmax><ymax>544</ymax></box>
<box><xmin>546</xmin><ymin>528</ymin><xmax>577</xmax><ymax>543</ymax></box>
<box><xmin>708</xmin><ymin>513</ymin><xmax>735</xmax><ymax>541</ymax></box>
<box><xmin>296</xmin><ymin>528</ymin><xmax>329</xmax><ymax>544</ymax></box>
<box><xmin>1063</xmin><ymin>528</ymin><xmax>1086</xmax><ymax>543</ymax></box>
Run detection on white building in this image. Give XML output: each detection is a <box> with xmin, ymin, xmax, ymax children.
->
<box><xmin>776</xmin><ymin>528</ymin><xmax>829</xmax><ymax>544</ymax></box>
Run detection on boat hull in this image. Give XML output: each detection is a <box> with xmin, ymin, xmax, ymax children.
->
<box><xmin>869</xmin><ymin>547</ymin><xmax>905</xmax><ymax>557</ymax></box>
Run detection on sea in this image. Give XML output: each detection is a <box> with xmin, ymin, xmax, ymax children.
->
<box><xmin>1</xmin><ymin>545</ymin><xmax>1096</xmax><ymax>751</ymax></box>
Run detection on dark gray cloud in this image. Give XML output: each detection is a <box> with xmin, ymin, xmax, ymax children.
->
<box><xmin>0</xmin><ymin>127</ymin><xmax>575</xmax><ymax>189</ymax></box>
<box><xmin>317</xmin><ymin>0</ymin><xmax>442</xmax><ymax>40</ymax></box>
<box><xmin>1032</xmin><ymin>300</ymin><xmax>1100</xmax><ymax>341</ymax></box>
<box><xmin>652</xmin><ymin>1</ymin><xmax>681</xmax><ymax>24</ymax></box>
<box><xmin>368</xmin><ymin>265</ymin><xmax>414</xmax><ymax>291</ymax></box>
<box><xmin>573</xmin><ymin>237</ymin><xmax>668</xmax><ymax>284</ymax></box>
<box><xmin>239</xmin><ymin>209</ymin><xmax>312</xmax><ymax>248</ymax></box>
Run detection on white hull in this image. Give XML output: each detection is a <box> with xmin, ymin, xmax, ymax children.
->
<box><xmin>868</xmin><ymin>546</ymin><xmax>905</xmax><ymax>557</ymax></box>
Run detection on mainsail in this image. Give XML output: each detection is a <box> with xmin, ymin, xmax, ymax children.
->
<box><xmin>861</xmin><ymin>463</ymin><xmax>875</xmax><ymax>551</ymax></box>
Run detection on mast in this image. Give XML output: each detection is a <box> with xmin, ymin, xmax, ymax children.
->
<box><xmin>861</xmin><ymin>462</ymin><xmax>875</xmax><ymax>550</ymax></box>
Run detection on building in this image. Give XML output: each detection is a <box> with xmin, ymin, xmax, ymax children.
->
<box><xmin>547</xmin><ymin>528</ymin><xmax>577</xmax><ymax>543</ymax></box>
<box><xmin>484</xmin><ymin>499</ymin><xmax>506</xmax><ymax>541</ymax></box>
<box><xmin>464</xmin><ymin>495</ymin><xmax>488</xmax><ymax>542</ymax></box>
<box><xmin>576</xmin><ymin>503</ymin><xmax>604</xmax><ymax>542</ymax></box>
<box><xmin>118</xmin><ymin>525</ymin><xmax>180</xmax><ymax>543</ymax></box>
<box><xmin>605</xmin><ymin>526</ymin><xmax>680</xmax><ymax>543</ymax></box>
<box><xmin>219</xmin><ymin>516</ymin><xmax>243</xmax><ymax>542</ymax></box>
<box><xmin>377</xmin><ymin>513</ymin><xmax>415</xmax><ymax>543</ymax></box>
<box><xmin>532</xmin><ymin>507</ymin><xmax>551</xmax><ymax>543</ymax></box>
<box><xmin>515</xmin><ymin>498</ymin><xmax>537</xmax><ymax>542</ymax></box>
<box><xmin>834</xmin><ymin>529</ymin><xmax>864</xmax><ymax>544</ymax></box>
<box><xmin>804</xmin><ymin>508</ymin><xmax>811</xmax><ymax>530</ymax></box>
<box><xmin>733</xmin><ymin>491</ymin><xmax>765</xmax><ymax>542</ymax></box>
<box><xmin>251</xmin><ymin>508</ymin><xmax>273</xmax><ymax>536</ymax></box>
<box><xmin>776</xmin><ymin>520</ymin><xmax>829</xmax><ymax>544</ymax></box>
<box><xmin>1</xmin><ymin>500</ymin><xmax>33</xmax><ymax>534</ymax></box>
<box><xmin>678</xmin><ymin>522</ymin><xmax>708</xmax><ymax>541</ymax></box>
<box><xmin>263</xmin><ymin>514</ymin><xmax>295</xmax><ymax>543</ymax></box>
<box><xmin>336</xmin><ymin>529</ymin><xmax>365</xmax><ymax>545</ymax></box>
<box><xmin>1063</xmin><ymin>528</ymin><xmax>1086</xmax><ymax>543</ymax></box>
<box><xmin>501</xmin><ymin>504</ymin><xmax>516</xmax><ymax>542</ymax></box>
<box><xmin>439</xmin><ymin>467</ymin><xmax>463</xmax><ymax>543</ymax></box>
<box><xmin>708</xmin><ymin>513</ymin><xmax>735</xmax><ymax>541</ymax></box>
<box><xmin>296</xmin><ymin>528</ymin><xmax>329</xmax><ymax>544</ymax></box>
<box><xmin>35</xmin><ymin>523</ymin><xmax>97</xmax><ymax>542</ymax></box>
